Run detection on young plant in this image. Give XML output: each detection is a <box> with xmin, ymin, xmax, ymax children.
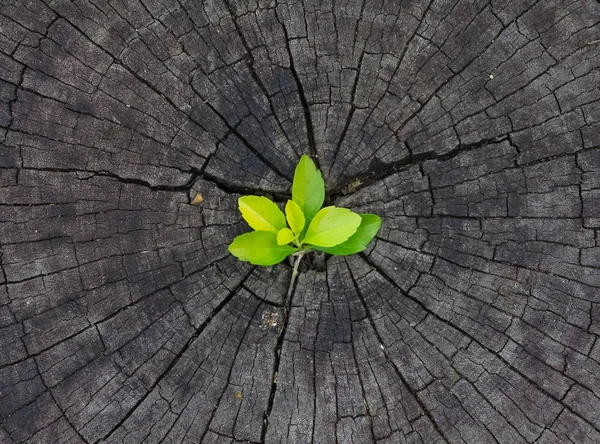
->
<box><xmin>228</xmin><ymin>155</ymin><xmax>381</xmax><ymax>296</ymax></box>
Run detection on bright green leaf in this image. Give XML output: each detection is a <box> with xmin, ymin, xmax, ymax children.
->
<box><xmin>238</xmin><ymin>196</ymin><xmax>286</xmax><ymax>233</ymax></box>
<box><xmin>285</xmin><ymin>200</ymin><xmax>305</xmax><ymax>236</ymax></box>
<box><xmin>228</xmin><ymin>231</ymin><xmax>297</xmax><ymax>265</ymax></box>
<box><xmin>302</xmin><ymin>206</ymin><xmax>361</xmax><ymax>247</ymax></box>
<box><xmin>277</xmin><ymin>228</ymin><xmax>295</xmax><ymax>245</ymax></box>
<box><xmin>313</xmin><ymin>214</ymin><xmax>381</xmax><ymax>255</ymax></box>
<box><xmin>292</xmin><ymin>155</ymin><xmax>325</xmax><ymax>225</ymax></box>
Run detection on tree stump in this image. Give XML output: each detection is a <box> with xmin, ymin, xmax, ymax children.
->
<box><xmin>1</xmin><ymin>0</ymin><xmax>600</xmax><ymax>442</ymax></box>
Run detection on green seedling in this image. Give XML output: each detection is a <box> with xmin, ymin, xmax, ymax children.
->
<box><xmin>228</xmin><ymin>155</ymin><xmax>381</xmax><ymax>297</ymax></box>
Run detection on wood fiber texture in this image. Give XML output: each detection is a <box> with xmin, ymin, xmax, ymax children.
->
<box><xmin>1</xmin><ymin>0</ymin><xmax>599</xmax><ymax>443</ymax></box>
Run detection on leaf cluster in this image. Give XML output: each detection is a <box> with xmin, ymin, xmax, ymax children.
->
<box><xmin>228</xmin><ymin>155</ymin><xmax>381</xmax><ymax>266</ymax></box>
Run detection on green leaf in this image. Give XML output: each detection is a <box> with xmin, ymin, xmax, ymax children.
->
<box><xmin>292</xmin><ymin>155</ymin><xmax>325</xmax><ymax>225</ymax></box>
<box><xmin>302</xmin><ymin>206</ymin><xmax>362</xmax><ymax>247</ymax></box>
<box><xmin>277</xmin><ymin>228</ymin><xmax>295</xmax><ymax>245</ymax></box>
<box><xmin>238</xmin><ymin>196</ymin><xmax>286</xmax><ymax>233</ymax></box>
<box><xmin>285</xmin><ymin>200</ymin><xmax>305</xmax><ymax>236</ymax></box>
<box><xmin>228</xmin><ymin>231</ymin><xmax>297</xmax><ymax>265</ymax></box>
<box><xmin>313</xmin><ymin>214</ymin><xmax>381</xmax><ymax>255</ymax></box>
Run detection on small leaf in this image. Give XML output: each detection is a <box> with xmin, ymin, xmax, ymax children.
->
<box><xmin>292</xmin><ymin>155</ymin><xmax>325</xmax><ymax>225</ymax></box>
<box><xmin>313</xmin><ymin>214</ymin><xmax>381</xmax><ymax>255</ymax></box>
<box><xmin>228</xmin><ymin>231</ymin><xmax>297</xmax><ymax>265</ymax></box>
<box><xmin>302</xmin><ymin>206</ymin><xmax>362</xmax><ymax>247</ymax></box>
<box><xmin>238</xmin><ymin>196</ymin><xmax>286</xmax><ymax>233</ymax></box>
<box><xmin>277</xmin><ymin>228</ymin><xmax>295</xmax><ymax>245</ymax></box>
<box><xmin>285</xmin><ymin>200</ymin><xmax>305</xmax><ymax>236</ymax></box>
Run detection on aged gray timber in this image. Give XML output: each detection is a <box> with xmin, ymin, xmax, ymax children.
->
<box><xmin>1</xmin><ymin>0</ymin><xmax>599</xmax><ymax>442</ymax></box>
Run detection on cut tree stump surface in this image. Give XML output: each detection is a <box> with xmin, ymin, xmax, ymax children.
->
<box><xmin>1</xmin><ymin>0</ymin><xmax>600</xmax><ymax>443</ymax></box>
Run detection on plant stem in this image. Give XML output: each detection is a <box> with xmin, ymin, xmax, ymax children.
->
<box><xmin>285</xmin><ymin>251</ymin><xmax>305</xmax><ymax>305</ymax></box>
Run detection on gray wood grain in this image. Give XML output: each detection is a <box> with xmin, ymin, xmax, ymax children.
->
<box><xmin>1</xmin><ymin>0</ymin><xmax>599</xmax><ymax>442</ymax></box>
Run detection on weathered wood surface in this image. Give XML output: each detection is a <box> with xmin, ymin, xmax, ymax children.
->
<box><xmin>1</xmin><ymin>0</ymin><xmax>599</xmax><ymax>442</ymax></box>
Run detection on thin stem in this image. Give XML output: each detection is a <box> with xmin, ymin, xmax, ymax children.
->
<box><xmin>286</xmin><ymin>251</ymin><xmax>306</xmax><ymax>304</ymax></box>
